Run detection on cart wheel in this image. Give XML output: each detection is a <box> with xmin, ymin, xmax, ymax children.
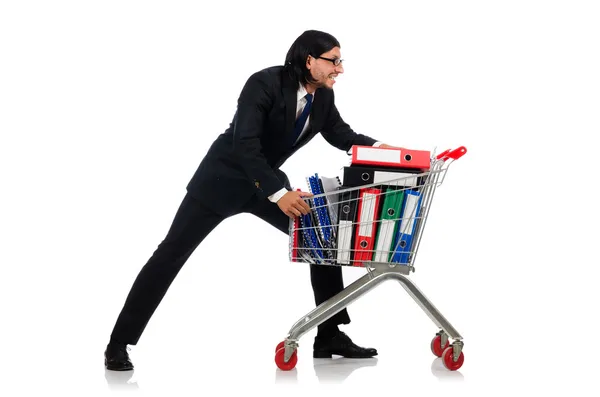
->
<box><xmin>275</xmin><ymin>341</ymin><xmax>285</xmax><ymax>353</ymax></box>
<box><xmin>430</xmin><ymin>334</ymin><xmax>449</xmax><ymax>357</ymax></box>
<box><xmin>441</xmin><ymin>346</ymin><xmax>464</xmax><ymax>371</ymax></box>
<box><xmin>275</xmin><ymin>348</ymin><xmax>298</xmax><ymax>371</ymax></box>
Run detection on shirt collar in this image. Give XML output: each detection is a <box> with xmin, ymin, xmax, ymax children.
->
<box><xmin>297</xmin><ymin>84</ymin><xmax>313</xmax><ymax>102</ymax></box>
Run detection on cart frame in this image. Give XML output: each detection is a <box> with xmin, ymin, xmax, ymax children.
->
<box><xmin>276</xmin><ymin>146</ymin><xmax>467</xmax><ymax>371</ymax></box>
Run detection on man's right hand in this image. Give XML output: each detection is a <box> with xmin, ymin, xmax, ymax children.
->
<box><xmin>277</xmin><ymin>191</ymin><xmax>313</xmax><ymax>219</ymax></box>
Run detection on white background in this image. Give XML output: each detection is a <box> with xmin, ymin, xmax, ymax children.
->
<box><xmin>1</xmin><ymin>0</ymin><xmax>599</xmax><ymax>396</ymax></box>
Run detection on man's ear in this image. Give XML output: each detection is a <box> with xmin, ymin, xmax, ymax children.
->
<box><xmin>305</xmin><ymin>55</ymin><xmax>312</xmax><ymax>70</ymax></box>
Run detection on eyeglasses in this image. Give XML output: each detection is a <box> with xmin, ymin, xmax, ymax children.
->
<box><xmin>315</xmin><ymin>56</ymin><xmax>344</xmax><ymax>66</ymax></box>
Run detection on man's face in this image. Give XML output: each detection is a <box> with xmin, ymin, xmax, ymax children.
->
<box><xmin>306</xmin><ymin>47</ymin><xmax>344</xmax><ymax>90</ymax></box>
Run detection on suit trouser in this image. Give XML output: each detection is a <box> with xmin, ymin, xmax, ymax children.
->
<box><xmin>110</xmin><ymin>192</ymin><xmax>350</xmax><ymax>345</ymax></box>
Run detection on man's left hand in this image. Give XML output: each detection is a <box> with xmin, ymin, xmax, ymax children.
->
<box><xmin>378</xmin><ymin>144</ymin><xmax>402</xmax><ymax>149</ymax></box>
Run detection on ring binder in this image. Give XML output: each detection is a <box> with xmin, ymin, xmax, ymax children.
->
<box><xmin>350</xmin><ymin>145</ymin><xmax>431</xmax><ymax>170</ymax></box>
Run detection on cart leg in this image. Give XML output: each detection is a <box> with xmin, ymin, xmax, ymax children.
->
<box><xmin>392</xmin><ymin>273</ymin><xmax>462</xmax><ymax>342</ymax></box>
<box><xmin>285</xmin><ymin>268</ymin><xmax>391</xmax><ymax>345</ymax></box>
<box><xmin>394</xmin><ymin>274</ymin><xmax>464</xmax><ymax>365</ymax></box>
<box><xmin>280</xmin><ymin>266</ymin><xmax>463</xmax><ymax>366</ymax></box>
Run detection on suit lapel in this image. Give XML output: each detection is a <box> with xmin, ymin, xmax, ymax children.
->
<box><xmin>309</xmin><ymin>88</ymin><xmax>323</xmax><ymax>135</ymax></box>
<box><xmin>282</xmin><ymin>73</ymin><xmax>297</xmax><ymax>140</ymax></box>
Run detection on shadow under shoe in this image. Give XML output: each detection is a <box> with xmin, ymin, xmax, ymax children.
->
<box><xmin>313</xmin><ymin>356</ymin><xmax>378</xmax><ymax>383</ymax></box>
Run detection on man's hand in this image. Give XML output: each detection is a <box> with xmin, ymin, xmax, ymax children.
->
<box><xmin>378</xmin><ymin>144</ymin><xmax>402</xmax><ymax>149</ymax></box>
<box><xmin>277</xmin><ymin>191</ymin><xmax>313</xmax><ymax>219</ymax></box>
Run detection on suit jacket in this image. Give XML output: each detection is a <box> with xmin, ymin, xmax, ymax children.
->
<box><xmin>186</xmin><ymin>65</ymin><xmax>378</xmax><ymax>216</ymax></box>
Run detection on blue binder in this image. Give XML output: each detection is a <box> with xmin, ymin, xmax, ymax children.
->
<box><xmin>299</xmin><ymin>204</ymin><xmax>324</xmax><ymax>264</ymax></box>
<box><xmin>307</xmin><ymin>174</ymin><xmax>335</xmax><ymax>261</ymax></box>
<box><xmin>390</xmin><ymin>190</ymin><xmax>423</xmax><ymax>264</ymax></box>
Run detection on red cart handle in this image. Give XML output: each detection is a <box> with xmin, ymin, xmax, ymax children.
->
<box><xmin>436</xmin><ymin>149</ymin><xmax>451</xmax><ymax>159</ymax></box>
<box><xmin>437</xmin><ymin>146</ymin><xmax>467</xmax><ymax>161</ymax></box>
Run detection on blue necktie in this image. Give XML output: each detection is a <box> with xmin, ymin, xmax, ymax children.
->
<box><xmin>292</xmin><ymin>93</ymin><xmax>313</xmax><ymax>145</ymax></box>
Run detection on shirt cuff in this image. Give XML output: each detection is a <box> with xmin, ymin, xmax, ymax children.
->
<box><xmin>268</xmin><ymin>187</ymin><xmax>289</xmax><ymax>203</ymax></box>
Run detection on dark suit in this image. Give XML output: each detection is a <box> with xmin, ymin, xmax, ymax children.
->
<box><xmin>110</xmin><ymin>65</ymin><xmax>378</xmax><ymax>345</ymax></box>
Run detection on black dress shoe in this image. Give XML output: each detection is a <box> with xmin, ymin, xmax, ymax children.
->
<box><xmin>104</xmin><ymin>343</ymin><xmax>134</xmax><ymax>371</ymax></box>
<box><xmin>313</xmin><ymin>331</ymin><xmax>378</xmax><ymax>358</ymax></box>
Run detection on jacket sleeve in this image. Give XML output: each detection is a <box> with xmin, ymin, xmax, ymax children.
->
<box><xmin>320</xmin><ymin>90</ymin><xmax>378</xmax><ymax>152</ymax></box>
<box><xmin>232</xmin><ymin>71</ymin><xmax>286</xmax><ymax>199</ymax></box>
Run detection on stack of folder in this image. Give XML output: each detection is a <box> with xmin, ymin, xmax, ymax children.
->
<box><xmin>291</xmin><ymin>174</ymin><xmax>343</xmax><ymax>265</ymax></box>
<box><xmin>291</xmin><ymin>145</ymin><xmax>430</xmax><ymax>268</ymax></box>
<box><xmin>337</xmin><ymin>145</ymin><xmax>430</xmax><ymax>267</ymax></box>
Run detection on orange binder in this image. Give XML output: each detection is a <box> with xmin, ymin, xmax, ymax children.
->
<box><xmin>350</xmin><ymin>145</ymin><xmax>430</xmax><ymax>170</ymax></box>
<box><xmin>352</xmin><ymin>187</ymin><xmax>383</xmax><ymax>266</ymax></box>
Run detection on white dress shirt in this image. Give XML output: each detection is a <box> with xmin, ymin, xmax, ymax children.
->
<box><xmin>267</xmin><ymin>85</ymin><xmax>382</xmax><ymax>203</ymax></box>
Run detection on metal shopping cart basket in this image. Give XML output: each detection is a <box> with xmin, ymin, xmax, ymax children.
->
<box><xmin>274</xmin><ymin>146</ymin><xmax>467</xmax><ymax>371</ymax></box>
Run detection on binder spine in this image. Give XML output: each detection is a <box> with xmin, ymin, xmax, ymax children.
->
<box><xmin>291</xmin><ymin>189</ymin><xmax>303</xmax><ymax>263</ymax></box>
<box><xmin>353</xmin><ymin>187</ymin><xmax>383</xmax><ymax>267</ymax></box>
<box><xmin>390</xmin><ymin>190</ymin><xmax>422</xmax><ymax>264</ymax></box>
<box><xmin>291</xmin><ymin>216</ymin><xmax>299</xmax><ymax>262</ymax></box>
<box><xmin>317</xmin><ymin>175</ymin><xmax>337</xmax><ymax>244</ymax></box>
<box><xmin>318</xmin><ymin>175</ymin><xmax>342</xmax><ymax>238</ymax></box>
<box><xmin>306</xmin><ymin>175</ymin><xmax>335</xmax><ymax>263</ymax></box>
<box><xmin>311</xmin><ymin>175</ymin><xmax>333</xmax><ymax>247</ymax></box>
<box><xmin>299</xmin><ymin>211</ymin><xmax>324</xmax><ymax>264</ymax></box>
<box><xmin>335</xmin><ymin>189</ymin><xmax>358</xmax><ymax>265</ymax></box>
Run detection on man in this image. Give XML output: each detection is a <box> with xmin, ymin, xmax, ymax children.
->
<box><xmin>105</xmin><ymin>29</ymin><xmax>399</xmax><ymax>371</ymax></box>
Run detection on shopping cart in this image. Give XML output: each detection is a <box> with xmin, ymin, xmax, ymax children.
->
<box><xmin>274</xmin><ymin>146</ymin><xmax>467</xmax><ymax>371</ymax></box>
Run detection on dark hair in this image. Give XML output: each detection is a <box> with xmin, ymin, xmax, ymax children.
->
<box><xmin>284</xmin><ymin>30</ymin><xmax>341</xmax><ymax>87</ymax></box>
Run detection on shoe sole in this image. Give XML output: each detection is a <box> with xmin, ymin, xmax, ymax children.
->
<box><xmin>313</xmin><ymin>351</ymin><xmax>333</xmax><ymax>358</ymax></box>
<box><xmin>105</xmin><ymin>365</ymin><xmax>134</xmax><ymax>371</ymax></box>
<box><xmin>313</xmin><ymin>351</ymin><xmax>378</xmax><ymax>359</ymax></box>
<box><xmin>105</xmin><ymin>360</ymin><xmax>134</xmax><ymax>371</ymax></box>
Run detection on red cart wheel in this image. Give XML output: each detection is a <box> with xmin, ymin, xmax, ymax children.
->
<box><xmin>275</xmin><ymin>348</ymin><xmax>298</xmax><ymax>371</ymax></box>
<box><xmin>275</xmin><ymin>341</ymin><xmax>285</xmax><ymax>353</ymax></box>
<box><xmin>430</xmin><ymin>334</ymin><xmax>449</xmax><ymax>357</ymax></box>
<box><xmin>441</xmin><ymin>346</ymin><xmax>464</xmax><ymax>371</ymax></box>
